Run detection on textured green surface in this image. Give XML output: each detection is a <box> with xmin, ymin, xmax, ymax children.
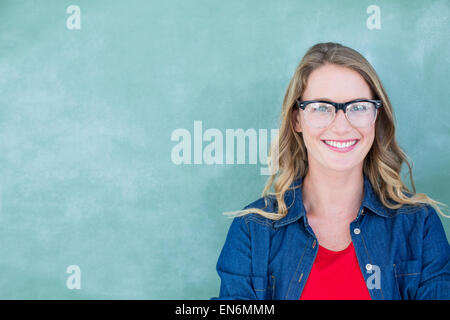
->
<box><xmin>0</xmin><ymin>0</ymin><xmax>448</xmax><ymax>298</ymax></box>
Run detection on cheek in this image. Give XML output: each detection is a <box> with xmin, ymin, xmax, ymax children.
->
<box><xmin>361</xmin><ymin>128</ymin><xmax>376</xmax><ymax>152</ymax></box>
<box><xmin>302</xmin><ymin>127</ymin><xmax>326</xmax><ymax>150</ymax></box>
<box><xmin>365</xmin><ymin>127</ymin><xmax>376</xmax><ymax>141</ymax></box>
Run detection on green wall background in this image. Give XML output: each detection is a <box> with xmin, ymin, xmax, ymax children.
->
<box><xmin>0</xmin><ymin>0</ymin><xmax>449</xmax><ymax>299</ymax></box>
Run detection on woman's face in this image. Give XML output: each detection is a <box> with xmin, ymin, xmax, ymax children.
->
<box><xmin>292</xmin><ymin>63</ymin><xmax>376</xmax><ymax>173</ymax></box>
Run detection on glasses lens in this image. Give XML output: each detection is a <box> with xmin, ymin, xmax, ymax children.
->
<box><xmin>304</xmin><ymin>102</ymin><xmax>335</xmax><ymax>128</ymax></box>
<box><xmin>346</xmin><ymin>102</ymin><xmax>377</xmax><ymax>127</ymax></box>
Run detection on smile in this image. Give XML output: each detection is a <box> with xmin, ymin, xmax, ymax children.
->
<box><xmin>321</xmin><ymin>139</ymin><xmax>359</xmax><ymax>152</ymax></box>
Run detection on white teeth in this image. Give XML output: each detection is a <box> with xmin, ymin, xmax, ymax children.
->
<box><xmin>324</xmin><ymin>140</ymin><xmax>357</xmax><ymax>148</ymax></box>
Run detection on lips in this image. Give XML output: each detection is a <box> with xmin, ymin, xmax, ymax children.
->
<box><xmin>321</xmin><ymin>139</ymin><xmax>360</xmax><ymax>152</ymax></box>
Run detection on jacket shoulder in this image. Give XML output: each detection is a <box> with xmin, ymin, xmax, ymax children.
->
<box><xmin>394</xmin><ymin>202</ymin><xmax>436</xmax><ymax>218</ymax></box>
<box><xmin>390</xmin><ymin>203</ymin><xmax>448</xmax><ymax>238</ymax></box>
<box><xmin>241</xmin><ymin>195</ymin><xmax>278</xmax><ymax>228</ymax></box>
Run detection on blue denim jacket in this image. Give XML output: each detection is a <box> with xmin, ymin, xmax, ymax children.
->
<box><xmin>211</xmin><ymin>175</ymin><xmax>450</xmax><ymax>300</ymax></box>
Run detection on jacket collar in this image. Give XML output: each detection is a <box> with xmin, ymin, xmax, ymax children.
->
<box><xmin>272</xmin><ymin>174</ymin><xmax>395</xmax><ymax>228</ymax></box>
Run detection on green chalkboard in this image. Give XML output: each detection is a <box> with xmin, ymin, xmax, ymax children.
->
<box><xmin>0</xmin><ymin>0</ymin><xmax>448</xmax><ymax>299</ymax></box>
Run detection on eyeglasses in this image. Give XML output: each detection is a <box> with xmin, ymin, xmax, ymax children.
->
<box><xmin>295</xmin><ymin>98</ymin><xmax>383</xmax><ymax>128</ymax></box>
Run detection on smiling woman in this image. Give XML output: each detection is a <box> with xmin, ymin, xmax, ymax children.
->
<box><xmin>211</xmin><ymin>42</ymin><xmax>450</xmax><ymax>300</ymax></box>
<box><xmin>292</xmin><ymin>63</ymin><xmax>378</xmax><ymax>181</ymax></box>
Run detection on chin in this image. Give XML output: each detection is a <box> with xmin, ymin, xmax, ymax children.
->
<box><xmin>326</xmin><ymin>160</ymin><xmax>361</xmax><ymax>172</ymax></box>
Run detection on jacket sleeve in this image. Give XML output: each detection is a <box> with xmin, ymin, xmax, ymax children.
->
<box><xmin>210</xmin><ymin>215</ymin><xmax>263</xmax><ymax>300</ymax></box>
<box><xmin>415</xmin><ymin>207</ymin><xmax>450</xmax><ymax>300</ymax></box>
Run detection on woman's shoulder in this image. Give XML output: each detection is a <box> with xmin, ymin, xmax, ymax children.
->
<box><xmin>392</xmin><ymin>201</ymin><xmax>439</xmax><ymax>218</ymax></box>
<box><xmin>239</xmin><ymin>195</ymin><xmax>280</xmax><ymax>228</ymax></box>
<box><xmin>242</xmin><ymin>194</ymin><xmax>277</xmax><ymax>211</ymax></box>
<box><xmin>387</xmin><ymin>202</ymin><xmax>447</xmax><ymax>235</ymax></box>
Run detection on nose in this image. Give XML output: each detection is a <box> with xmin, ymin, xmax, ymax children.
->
<box><xmin>330</xmin><ymin>109</ymin><xmax>353</xmax><ymax>131</ymax></box>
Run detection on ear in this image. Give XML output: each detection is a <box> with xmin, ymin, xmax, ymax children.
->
<box><xmin>292</xmin><ymin>108</ymin><xmax>302</xmax><ymax>133</ymax></box>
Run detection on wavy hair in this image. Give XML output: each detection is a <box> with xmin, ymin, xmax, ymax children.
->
<box><xmin>226</xmin><ymin>42</ymin><xmax>448</xmax><ymax>220</ymax></box>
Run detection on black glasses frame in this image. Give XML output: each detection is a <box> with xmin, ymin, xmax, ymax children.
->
<box><xmin>295</xmin><ymin>98</ymin><xmax>383</xmax><ymax>113</ymax></box>
<box><xmin>294</xmin><ymin>98</ymin><xmax>383</xmax><ymax>128</ymax></box>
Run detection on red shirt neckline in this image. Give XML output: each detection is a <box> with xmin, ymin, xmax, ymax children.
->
<box><xmin>318</xmin><ymin>242</ymin><xmax>353</xmax><ymax>254</ymax></box>
<box><xmin>300</xmin><ymin>241</ymin><xmax>372</xmax><ymax>300</ymax></box>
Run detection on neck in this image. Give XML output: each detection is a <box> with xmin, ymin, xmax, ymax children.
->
<box><xmin>302</xmin><ymin>169</ymin><xmax>364</xmax><ymax>221</ymax></box>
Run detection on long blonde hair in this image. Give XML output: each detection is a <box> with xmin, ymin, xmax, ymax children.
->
<box><xmin>227</xmin><ymin>42</ymin><xmax>448</xmax><ymax>220</ymax></box>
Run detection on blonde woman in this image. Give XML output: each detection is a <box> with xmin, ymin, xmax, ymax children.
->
<box><xmin>211</xmin><ymin>42</ymin><xmax>450</xmax><ymax>300</ymax></box>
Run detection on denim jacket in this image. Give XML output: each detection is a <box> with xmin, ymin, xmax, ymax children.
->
<box><xmin>211</xmin><ymin>175</ymin><xmax>450</xmax><ymax>300</ymax></box>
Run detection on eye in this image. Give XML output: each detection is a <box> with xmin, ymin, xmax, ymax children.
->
<box><xmin>349</xmin><ymin>104</ymin><xmax>367</xmax><ymax>112</ymax></box>
<box><xmin>311</xmin><ymin>103</ymin><xmax>333</xmax><ymax>112</ymax></box>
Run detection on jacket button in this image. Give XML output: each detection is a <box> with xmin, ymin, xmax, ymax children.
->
<box><xmin>353</xmin><ymin>228</ymin><xmax>361</xmax><ymax>235</ymax></box>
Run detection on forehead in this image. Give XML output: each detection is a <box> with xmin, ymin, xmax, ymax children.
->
<box><xmin>302</xmin><ymin>64</ymin><xmax>373</xmax><ymax>101</ymax></box>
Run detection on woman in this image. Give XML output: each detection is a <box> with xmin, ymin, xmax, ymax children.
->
<box><xmin>211</xmin><ymin>42</ymin><xmax>450</xmax><ymax>300</ymax></box>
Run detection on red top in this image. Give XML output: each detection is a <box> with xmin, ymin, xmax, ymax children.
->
<box><xmin>299</xmin><ymin>241</ymin><xmax>372</xmax><ymax>300</ymax></box>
